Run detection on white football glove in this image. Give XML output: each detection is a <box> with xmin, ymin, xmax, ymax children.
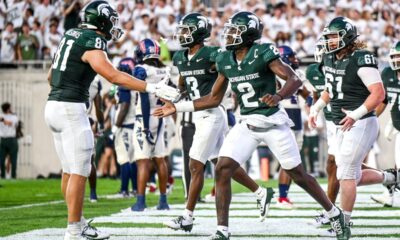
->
<box><xmin>146</xmin><ymin>67</ymin><xmax>181</xmax><ymax>102</ymax></box>
<box><xmin>384</xmin><ymin>119</ymin><xmax>399</xmax><ymax>141</ymax></box>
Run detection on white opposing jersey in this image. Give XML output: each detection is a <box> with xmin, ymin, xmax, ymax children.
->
<box><xmin>221</xmin><ymin>83</ymin><xmax>235</xmax><ymax>110</ymax></box>
<box><xmin>277</xmin><ymin>69</ymin><xmax>306</xmax><ymax>109</ymax></box>
<box><xmin>115</xmin><ymin>86</ymin><xmax>137</xmax><ymax>126</ymax></box>
<box><xmin>86</xmin><ymin>76</ymin><xmax>102</xmax><ymax>115</ymax></box>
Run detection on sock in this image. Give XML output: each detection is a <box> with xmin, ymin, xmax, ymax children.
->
<box><xmin>67</xmin><ymin>222</ymin><xmax>82</xmax><ymax>236</ymax></box>
<box><xmin>254</xmin><ymin>187</ymin><xmax>266</xmax><ymax>200</ymax></box>
<box><xmin>382</xmin><ymin>171</ymin><xmax>396</xmax><ymax>185</ymax></box>
<box><xmin>343</xmin><ymin>211</ymin><xmax>352</xmax><ymax>224</ymax></box>
<box><xmin>159</xmin><ymin>194</ymin><xmax>167</xmax><ymax>204</ymax></box>
<box><xmin>326</xmin><ymin>205</ymin><xmax>340</xmax><ymax>218</ymax></box>
<box><xmin>120</xmin><ymin>163</ymin><xmax>130</xmax><ymax>192</ymax></box>
<box><xmin>90</xmin><ymin>187</ymin><xmax>96</xmax><ymax>195</ymax></box>
<box><xmin>130</xmin><ymin>162</ymin><xmax>137</xmax><ymax>192</ymax></box>
<box><xmin>80</xmin><ymin>216</ymin><xmax>87</xmax><ymax>226</ymax></box>
<box><xmin>217</xmin><ymin>225</ymin><xmax>229</xmax><ymax>237</ymax></box>
<box><xmin>136</xmin><ymin>194</ymin><xmax>145</xmax><ymax>205</ymax></box>
<box><xmin>279</xmin><ymin>184</ymin><xmax>289</xmax><ymax>198</ymax></box>
<box><xmin>183</xmin><ymin>209</ymin><xmax>193</xmax><ymax>219</ymax></box>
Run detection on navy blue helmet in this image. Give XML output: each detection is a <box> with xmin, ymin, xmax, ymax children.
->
<box><xmin>278</xmin><ymin>45</ymin><xmax>299</xmax><ymax>69</ymax></box>
<box><xmin>134</xmin><ymin>38</ymin><xmax>161</xmax><ymax>63</ymax></box>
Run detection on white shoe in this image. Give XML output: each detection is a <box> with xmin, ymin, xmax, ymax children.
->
<box><xmin>276</xmin><ymin>197</ymin><xmax>294</xmax><ymax>209</ymax></box>
<box><xmin>81</xmin><ymin>219</ymin><xmax>110</xmax><ymax>239</ymax></box>
<box><xmin>313</xmin><ymin>212</ymin><xmax>330</xmax><ymax>227</ymax></box>
<box><xmin>163</xmin><ymin>215</ymin><xmax>194</xmax><ymax>232</ymax></box>
<box><xmin>371</xmin><ymin>189</ymin><xmax>393</xmax><ymax>207</ymax></box>
<box><xmin>258</xmin><ymin>187</ymin><xmax>274</xmax><ymax>222</ymax></box>
<box><xmin>64</xmin><ymin>232</ymin><xmax>89</xmax><ymax>240</ymax></box>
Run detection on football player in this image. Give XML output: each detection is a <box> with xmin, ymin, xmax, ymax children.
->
<box><xmin>276</xmin><ymin>45</ymin><xmax>311</xmax><ymax>209</ymax></box>
<box><xmin>86</xmin><ymin>74</ymin><xmax>105</xmax><ymax>203</ymax></box>
<box><xmin>162</xmin><ymin>13</ymin><xmax>274</xmax><ymax>233</ymax></box>
<box><xmin>155</xmin><ymin>11</ymin><xmax>345</xmax><ymax>240</ymax></box>
<box><xmin>130</xmin><ymin>39</ymin><xmax>170</xmax><ymax>211</ymax></box>
<box><xmin>308</xmin><ymin>17</ymin><xmax>399</xmax><ymax>239</ymax></box>
<box><xmin>113</xmin><ymin>57</ymin><xmax>138</xmax><ymax>198</ymax></box>
<box><xmin>370</xmin><ymin>41</ymin><xmax>400</xmax><ymax>207</ymax></box>
<box><xmin>44</xmin><ymin>1</ymin><xmax>179</xmax><ymax>239</ymax></box>
<box><xmin>306</xmin><ymin>39</ymin><xmax>340</xmax><ymax>226</ymax></box>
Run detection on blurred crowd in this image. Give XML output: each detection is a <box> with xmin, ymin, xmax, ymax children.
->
<box><xmin>0</xmin><ymin>0</ymin><xmax>399</xmax><ymax>65</ymax></box>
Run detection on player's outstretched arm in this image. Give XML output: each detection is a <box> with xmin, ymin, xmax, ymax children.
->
<box><xmin>153</xmin><ymin>73</ymin><xmax>228</xmax><ymax>118</ymax></box>
<box><xmin>260</xmin><ymin>59</ymin><xmax>303</xmax><ymax>106</ymax></box>
<box><xmin>83</xmin><ymin>49</ymin><xmax>147</xmax><ymax>92</ymax></box>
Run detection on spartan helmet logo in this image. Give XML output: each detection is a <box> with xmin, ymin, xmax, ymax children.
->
<box><xmin>197</xmin><ymin>16</ymin><xmax>207</xmax><ymax>28</ymax></box>
<box><xmin>248</xmin><ymin>15</ymin><xmax>259</xmax><ymax>29</ymax></box>
<box><xmin>345</xmin><ymin>23</ymin><xmax>352</xmax><ymax>31</ymax></box>
<box><xmin>98</xmin><ymin>3</ymin><xmax>110</xmax><ymax>17</ymax></box>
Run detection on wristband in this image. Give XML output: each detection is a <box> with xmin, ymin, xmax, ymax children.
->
<box><xmin>348</xmin><ymin>105</ymin><xmax>368</xmax><ymax>121</ymax></box>
<box><xmin>276</xmin><ymin>93</ymin><xmax>284</xmax><ymax>100</ymax></box>
<box><xmin>174</xmin><ymin>101</ymin><xmax>195</xmax><ymax>112</ymax></box>
<box><xmin>310</xmin><ymin>98</ymin><xmax>327</xmax><ymax>117</ymax></box>
<box><xmin>145</xmin><ymin>83</ymin><xmax>156</xmax><ymax>94</ymax></box>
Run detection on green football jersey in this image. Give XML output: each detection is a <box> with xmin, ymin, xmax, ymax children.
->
<box><xmin>48</xmin><ymin>28</ymin><xmax>107</xmax><ymax>102</ymax></box>
<box><xmin>216</xmin><ymin>43</ymin><xmax>280</xmax><ymax>116</ymax></box>
<box><xmin>305</xmin><ymin>63</ymin><xmax>332</xmax><ymax>121</ymax></box>
<box><xmin>322</xmin><ymin>49</ymin><xmax>377</xmax><ymax>124</ymax></box>
<box><xmin>381</xmin><ymin>66</ymin><xmax>400</xmax><ymax>131</ymax></box>
<box><xmin>173</xmin><ymin>46</ymin><xmax>219</xmax><ymax>100</ymax></box>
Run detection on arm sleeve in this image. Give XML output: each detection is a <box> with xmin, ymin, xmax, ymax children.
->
<box><xmin>133</xmin><ymin>66</ymin><xmax>150</xmax><ymax>129</ymax></box>
<box><xmin>357</xmin><ymin>67</ymin><xmax>383</xmax><ymax>87</ymax></box>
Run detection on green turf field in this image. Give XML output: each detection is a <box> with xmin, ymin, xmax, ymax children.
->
<box><xmin>0</xmin><ymin>178</ymin><xmax>276</xmax><ymax>237</ymax></box>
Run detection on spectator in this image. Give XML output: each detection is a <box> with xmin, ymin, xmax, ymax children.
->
<box><xmin>0</xmin><ymin>1</ymin><xmax>6</xmax><ymax>32</ymax></box>
<box><xmin>268</xmin><ymin>5</ymin><xmax>289</xmax><ymax>40</ymax></box>
<box><xmin>153</xmin><ymin>0</ymin><xmax>174</xmax><ymax>34</ymax></box>
<box><xmin>23</xmin><ymin>7</ymin><xmax>34</xmax><ymax>27</ymax></box>
<box><xmin>1</xmin><ymin>22</ymin><xmax>17</xmax><ymax>63</ymax></box>
<box><xmin>17</xmin><ymin>22</ymin><xmax>39</xmax><ymax>61</ymax></box>
<box><xmin>6</xmin><ymin>0</ymin><xmax>30</xmax><ymax>31</ymax></box>
<box><xmin>34</xmin><ymin>0</ymin><xmax>55</xmax><ymax>31</ymax></box>
<box><xmin>44</xmin><ymin>22</ymin><xmax>62</xmax><ymax>58</ymax></box>
<box><xmin>31</xmin><ymin>21</ymin><xmax>44</xmax><ymax>58</ymax></box>
<box><xmin>0</xmin><ymin>102</ymin><xmax>19</xmax><ymax>179</ymax></box>
<box><xmin>62</xmin><ymin>0</ymin><xmax>81</xmax><ymax>31</ymax></box>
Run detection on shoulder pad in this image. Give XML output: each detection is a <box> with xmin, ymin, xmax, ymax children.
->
<box><xmin>133</xmin><ymin>66</ymin><xmax>147</xmax><ymax>81</ymax></box>
<box><xmin>258</xmin><ymin>43</ymin><xmax>280</xmax><ymax>65</ymax></box>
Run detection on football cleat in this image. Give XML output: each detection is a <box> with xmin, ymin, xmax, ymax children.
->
<box><xmin>64</xmin><ymin>232</ymin><xmax>90</xmax><ymax>240</ymax></box>
<box><xmin>329</xmin><ymin>209</ymin><xmax>351</xmax><ymax>240</ymax></box>
<box><xmin>81</xmin><ymin>220</ymin><xmax>110</xmax><ymax>240</ymax></box>
<box><xmin>371</xmin><ymin>188</ymin><xmax>394</xmax><ymax>207</ymax></box>
<box><xmin>276</xmin><ymin>197</ymin><xmax>294</xmax><ymax>209</ymax></box>
<box><xmin>258</xmin><ymin>187</ymin><xmax>274</xmax><ymax>222</ymax></box>
<box><xmin>163</xmin><ymin>216</ymin><xmax>194</xmax><ymax>232</ymax></box>
<box><xmin>209</xmin><ymin>230</ymin><xmax>230</xmax><ymax>240</ymax></box>
<box><xmin>313</xmin><ymin>212</ymin><xmax>330</xmax><ymax>227</ymax></box>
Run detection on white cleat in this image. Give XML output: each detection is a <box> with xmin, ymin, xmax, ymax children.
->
<box><xmin>81</xmin><ymin>219</ymin><xmax>110</xmax><ymax>239</ymax></box>
<box><xmin>163</xmin><ymin>215</ymin><xmax>194</xmax><ymax>232</ymax></box>
<box><xmin>258</xmin><ymin>187</ymin><xmax>274</xmax><ymax>222</ymax></box>
<box><xmin>371</xmin><ymin>189</ymin><xmax>394</xmax><ymax>207</ymax></box>
<box><xmin>312</xmin><ymin>212</ymin><xmax>330</xmax><ymax>227</ymax></box>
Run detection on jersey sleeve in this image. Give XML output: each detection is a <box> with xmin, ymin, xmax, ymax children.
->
<box><xmin>172</xmin><ymin>51</ymin><xmax>181</xmax><ymax>66</ymax></box>
<box><xmin>380</xmin><ymin>67</ymin><xmax>392</xmax><ymax>88</ymax></box>
<box><xmin>209</xmin><ymin>47</ymin><xmax>221</xmax><ymax>63</ymax></box>
<box><xmin>260</xmin><ymin>43</ymin><xmax>280</xmax><ymax>65</ymax></box>
<box><xmin>76</xmin><ymin>30</ymin><xmax>107</xmax><ymax>51</ymax></box>
<box><xmin>215</xmin><ymin>52</ymin><xmax>226</xmax><ymax>76</ymax></box>
<box><xmin>355</xmin><ymin>50</ymin><xmax>378</xmax><ymax>69</ymax></box>
<box><xmin>133</xmin><ymin>66</ymin><xmax>148</xmax><ymax>81</ymax></box>
<box><xmin>117</xmin><ymin>87</ymin><xmax>131</xmax><ymax>103</ymax></box>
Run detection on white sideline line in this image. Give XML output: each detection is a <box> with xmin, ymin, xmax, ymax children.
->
<box><xmin>0</xmin><ymin>200</ymin><xmax>64</xmax><ymax>211</ymax></box>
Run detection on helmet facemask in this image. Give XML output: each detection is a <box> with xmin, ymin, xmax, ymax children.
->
<box><xmin>174</xmin><ymin>24</ymin><xmax>197</xmax><ymax>47</ymax></box>
<box><xmin>389</xmin><ymin>50</ymin><xmax>400</xmax><ymax>71</ymax></box>
<box><xmin>314</xmin><ymin>39</ymin><xmax>325</xmax><ymax>63</ymax></box>
<box><xmin>222</xmin><ymin>23</ymin><xmax>246</xmax><ymax>50</ymax></box>
<box><xmin>109</xmin><ymin>15</ymin><xmax>123</xmax><ymax>41</ymax></box>
<box><xmin>322</xmin><ymin>29</ymin><xmax>347</xmax><ymax>54</ymax></box>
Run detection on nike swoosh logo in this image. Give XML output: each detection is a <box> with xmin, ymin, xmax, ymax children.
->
<box><xmin>249</xmin><ymin>59</ymin><xmax>256</xmax><ymax>64</ymax></box>
<box><xmin>203</xmin><ymin>115</ymin><xmax>209</xmax><ymax>119</ymax></box>
<box><xmin>196</xmin><ymin>58</ymin><xmax>203</xmax><ymax>62</ymax></box>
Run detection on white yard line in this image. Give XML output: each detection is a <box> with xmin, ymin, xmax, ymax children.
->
<box><xmin>0</xmin><ymin>200</ymin><xmax>64</xmax><ymax>211</ymax></box>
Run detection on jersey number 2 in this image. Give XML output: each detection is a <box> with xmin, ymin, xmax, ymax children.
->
<box><xmin>237</xmin><ymin>82</ymin><xmax>258</xmax><ymax>108</ymax></box>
